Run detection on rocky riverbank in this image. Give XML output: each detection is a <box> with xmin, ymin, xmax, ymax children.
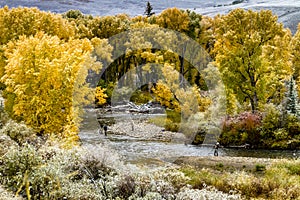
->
<box><xmin>109</xmin><ymin>120</ymin><xmax>187</xmax><ymax>143</ymax></box>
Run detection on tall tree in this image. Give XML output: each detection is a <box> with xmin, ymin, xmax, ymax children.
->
<box><xmin>286</xmin><ymin>78</ymin><xmax>300</xmax><ymax>116</ymax></box>
<box><xmin>144</xmin><ymin>1</ymin><xmax>155</xmax><ymax>17</ymax></box>
<box><xmin>214</xmin><ymin>9</ymin><xmax>292</xmax><ymax>112</ymax></box>
<box><xmin>2</xmin><ymin>32</ymin><xmax>92</xmax><ymax>140</ymax></box>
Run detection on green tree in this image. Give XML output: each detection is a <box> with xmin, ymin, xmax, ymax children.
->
<box><xmin>144</xmin><ymin>1</ymin><xmax>155</xmax><ymax>17</ymax></box>
<box><xmin>214</xmin><ymin>9</ymin><xmax>292</xmax><ymax>112</ymax></box>
<box><xmin>286</xmin><ymin>78</ymin><xmax>300</xmax><ymax>117</ymax></box>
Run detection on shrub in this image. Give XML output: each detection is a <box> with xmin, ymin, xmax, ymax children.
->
<box><xmin>176</xmin><ymin>187</ymin><xmax>241</xmax><ymax>200</ymax></box>
<box><xmin>285</xmin><ymin>114</ymin><xmax>300</xmax><ymax>136</ymax></box>
<box><xmin>0</xmin><ymin>143</ymin><xmax>121</xmax><ymax>199</ymax></box>
<box><xmin>165</xmin><ymin>118</ymin><xmax>179</xmax><ymax>132</ymax></box>
<box><xmin>0</xmin><ymin>185</ymin><xmax>22</xmax><ymax>200</ymax></box>
<box><xmin>261</xmin><ymin>103</ymin><xmax>281</xmax><ymax>138</ymax></box>
<box><xmin>0</xmin><ymin>120</ymin><xmax>36</xmax><ymax>146</ymax></box>
<box><xmin>0</xmin><ymin>134</ymin><xmax>18</xmax><ymax>156</ymax></box>
<box><xmin>0</xmin><ymin>109</ymin><xmax>9</xmax><ymax>129</ymax></box>
<box><xmin>220</xmin><ymin>112</ymin><xmax>262</xmax><ymax>146</ymax></box>
<box><xmin>255</xmin><ymin>164</ymin><xmax>266</xmax><ymax>172</ymax></box>
<box><xmin>265</xmin><ymin>160</ymin><xmax>300</xmax><ymax>199</ymax></box>
<box><xmin>181</xmin><ymin>164</ymin><xmax>300</xmax><ymax>199</ymax></box>
<box><xmin>117</xmin><ymin>175</ymin><xmax>136</xmax><ymax>199</ymax></box>
<box><xmin>0</xmin><ymin>144</ymin><xmax>42</xmax><ymax>197</ymax></box>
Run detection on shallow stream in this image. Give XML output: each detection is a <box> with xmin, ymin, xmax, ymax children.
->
<box><xmin>79</xmin><ymin>109</ymin><xmax>299</xmax><ymax>167</ymax></box>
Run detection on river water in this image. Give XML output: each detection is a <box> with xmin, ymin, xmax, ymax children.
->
<box><xmin>79</xmin><ymin>109</ymin><xmax>299</xmax><ymax>166</ymax></box>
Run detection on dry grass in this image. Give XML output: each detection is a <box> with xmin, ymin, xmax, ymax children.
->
<box><xmin>180</xmin><ymin>158</ymin><xmax>300</xmax><ymax>200</ymax></box>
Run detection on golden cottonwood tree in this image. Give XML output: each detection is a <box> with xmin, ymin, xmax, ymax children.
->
<box><xmin>2</xmin><ymin>32</ymin><xmax>92</xmax><ymax>140</ymax></box>
<box><xmin>64</xmin><ymin>10</ymin><xmax>130</xmax><ymax>39</ymax></box>
<box><xmin>0</xmin><ymin>6</ymin><xmax>75</xmax><ymax>88</ymax></box>
<box><xmin>0</xmin><ymin>6</ymin><xmax>74</xmax><ymax>44</ymax></box>
<box><xmin>156</xmin><ymin>8</ymin><xmax>190</xmax><ymax>32</ymax></box>
<box><xmin>214</xmin><ymin>9</ymin><xmax>292</xmax><ymax>112</ymax></box>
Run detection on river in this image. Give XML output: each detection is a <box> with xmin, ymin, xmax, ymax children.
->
<box><xmin>79</xmin><ymin>109</ymin><xmax>299</xmax><ymax>167</ymax></box>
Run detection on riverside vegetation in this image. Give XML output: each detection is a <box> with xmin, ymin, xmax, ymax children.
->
<box><xmin>0</xmin><ymin>110</ymin><xmax>300</xmax><ymax>199</ymax></box>
<box><xmin>0</xmin><ymin>3</ymin><xmax>299</xmax><ymax>199</ymax></box>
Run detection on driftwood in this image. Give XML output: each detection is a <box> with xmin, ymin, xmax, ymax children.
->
<box><xmin>98</xmin><ymin>101</ymin><xmax>164</xmax><ymax>115</ymax></box>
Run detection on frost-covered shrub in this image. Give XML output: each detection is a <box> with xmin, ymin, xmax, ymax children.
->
<box><xmin>117</xmin><ymin>175</ymin><xmax>136</xmax><ymax>199</ymax></box>
<box><xmin>0</xmin><ymin>134</ymin><xmax>17</xmax><ymax>156</ymax></box>
<box><xmin>0</xmin><ymin>120</ymin><xmax>35</xmax><ymax>146</ymax></box>
<box><xmin>0</xmin><ymin>185</ymin><xmax>22</xmax><ymax>200</ymax></box>
<box><xmin>152</xmin><ymin>168</ymin><xmax>188</xmax><ymax>194</ymax></box>
<box><xmin>82</xmin><ymin>144</ymin><xmax>124</xmax><ymax>171</ymax></box>
<box><xmin>0</xmin><ymin>110</ymin><xmax>9</xmax><ymax>129</ymax></box>
<box><xmin>121</xmin><ymin>167</ymin><xmax>190</xmax><ymax>199</ymax></box>
<box><xmin>129</xmin><ymin>192</ymin><xmax>163</xmax><ymax>200</ymax></box>
<box><xmin>59</xmin><ymin>178</ymin><xmax>104</xmax><ymax>200</ymax></box>
<box><xmin>176</xmin><ymin>187</ymin><xmax>241</xmax><ymax>200</ymax></box>
<box><xmin>0</xmin><ymin>144</ymin><xmax>42</xmax><ymax>191</ymax></box>
<box><xmin>0</xmin><ymin>142</ymin><xmax>123</xmax><ymax>199</ymax></box>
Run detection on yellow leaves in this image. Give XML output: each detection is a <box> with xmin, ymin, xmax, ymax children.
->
<box><xmin>152</xmin><ymin>63</ymin><xmax>211</xmax><ymax>119</ymax></box>
<box><xmin>2</xmin><ymin>32</ymin><xmax>93</xmax><ymax>139</ymax></box>
<box><xmin>91</xmin><ymin>37</ymin><xmax>113</xmax><ymax>64</ymax></box>
<box><xmin>291</xmin><ymin>24</ymin><xmax>300</xmax><ymax>86</ymax></box>
<box><xmin>95</xmin><ymin>86</ymin><xmax>108</xmax><ymax>106</ymax></box>
<box><xmin>130</xmin><ymin>21</ymin><xmax>157</xmax><ymax>29</ymax></box>
<box><xmin>152</xmin><ymin>81</ymin><xmax>173</xmax><ymax>108</ymax></box>
<box><xmin>214</xmin><ymin>8</ymin><xmax>292</xmax><ymax>111</ymax></box>
<box><xmin>156</xmin><ymin>8</ymin><xmax>190</xmax><ymax>32</ymax></box>
<box><xmin>0</xmin><ymin>6</ymin><xmax>75</xmax><ymax>45</ymax></box>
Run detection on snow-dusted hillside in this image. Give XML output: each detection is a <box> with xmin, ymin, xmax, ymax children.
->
<box><xmin>0</xmin><ymin>0</ymin><xmax>300</xmax><ymax>33</ymax></box>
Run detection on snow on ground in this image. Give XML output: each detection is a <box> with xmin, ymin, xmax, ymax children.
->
<box><xmin>195</xmin><ymin>0</ymin><xmax>300</xmax><ymax>34</ymax></box>
<box><xmin>0</xmin><ymin>0</ymin><xmax>299</xmax><ymax>32</ymax></box>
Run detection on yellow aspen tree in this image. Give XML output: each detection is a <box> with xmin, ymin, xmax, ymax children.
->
<box><xmin>0</xmin><ymin>6</ymin><xmax>75</xmax><ymax>88</ymax></box>
<box><xmin>0</xmin><ymin>6</ymin><xmax>74</xmax><ymax>44</ymax></box>
<box><xmin>2</xmin><ymin>32</ymin><xmax>92</xmax><ymax>141</ymax></box>
<box><xmin>73</xmin><ymin>38</ymin><xmax>112</xmax><ymax>110</ymax></box>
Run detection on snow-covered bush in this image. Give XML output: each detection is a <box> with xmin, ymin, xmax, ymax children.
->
<box><xmin>176</xmin><ymin>187</ymin><xmax>241</xmax><ymax>200</ymax></box>
<box><xmin>0</xmin><ymin>120</ymin><xmax>36</xmax><ymax>146</ymax></box>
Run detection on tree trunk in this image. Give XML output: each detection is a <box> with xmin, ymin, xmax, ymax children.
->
<box><xmin>250</xmin><ymin>91</ymin><xmax>258</xmax><ymax>113</ymax></box>
<box><xmin>179</xmin><ymin>41</ymin><xmax>187</xmax><ymax>88</ymax></box>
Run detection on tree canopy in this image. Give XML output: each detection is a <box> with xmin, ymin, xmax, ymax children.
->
<box><xmin>214</xmin><ymin>9</ymin><xmax>292</xmax><ymax>112</ymax></box>
<box><xmin>2</xmin><ymin>32</ymin><xmax>92</xmax><ymax>139</ymax></box>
